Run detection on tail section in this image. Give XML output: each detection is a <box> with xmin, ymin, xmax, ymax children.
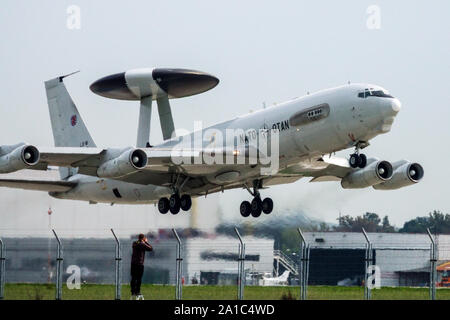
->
<box><xmin>45</xmin><ymin>73</ymin><xmax>96</xmax><ymax>178</ymax></box>
<box><xmin>279</xmin><ymin>271</ymin><xmax>290</xmax><ymax>281</ymax></box>
<box><xmin>45</xmin><ymin>73</ymin><xmax>96</xmax><ymax>148</ymax></box>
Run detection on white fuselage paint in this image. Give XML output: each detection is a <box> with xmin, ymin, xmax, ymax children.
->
<box><xmin>50</xmin><ymin>83</ymin><xmax>401</xmax><ymax>204</ymax></box>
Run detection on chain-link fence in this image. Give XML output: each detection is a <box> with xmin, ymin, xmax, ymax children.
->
<box><xmin>0</xmin><ymin>227</ymin><xmax>449</xmax><ymax>300</ymax></box>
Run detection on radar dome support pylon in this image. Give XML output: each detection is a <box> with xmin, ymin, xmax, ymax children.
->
<box><xmin>137</xmin><ymin>96</ymin><xmax>152</xmax><ymax>147</ymax></box>
<box><xmin>156</xmin><ymin>96</ymin><xmax>175</xmax><ymax>141</ymax></box>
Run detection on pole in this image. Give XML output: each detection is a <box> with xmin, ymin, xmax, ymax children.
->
<box><xmin>427</xmin><ymin>228</ymin><xmax>437</xmax><ymax>300</ymax></box>
<box><xmin>297</xmin><ymin>228</ymin><xmax>309</xmax><ymax>300</ymax></box>
<box><xmin>172</xmin><ymin>229</ymin><xmax>183</xmax><ymax>300</ymax></box>
<box><xmin>111</xmin><ymin>229</ymin><xmax>122</xmax><ymax>300</ymax></box>
<box><xmin>0</xmin><ymin>238</ymin><xmax>5</xmax><ymax>300</ymax></box>
<box><xmin>362</xmin><ymin>228</ymin><xmax>373</xmax><ymax>300</ymax></box>
<box><xmin>52</xmin><ymin>229</ymin><xmax>63</xmax><ymax>300</ymax></box>
<box><xmin>235</xmin><ymin>227</ymin><xmax>245</xmax><ymax>300</ymax></box>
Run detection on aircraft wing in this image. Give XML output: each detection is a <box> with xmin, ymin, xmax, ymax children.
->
<box><xmin>39</xmin><ymin>147</ymin><xmax>105</xmax><ymax>167</ymax></box>
<box><xmin>0</xmin><ymin>170</ymin><xmax>76</xmax><ymax>192</ymax></box>
<box><xmin>26</xmin><ymin>147</ymin><xmax>351</xmax><ymax>192</ymax></box>
<box><xmin>35</xmin><ymin>145</ymin><xmax>259</xmax><ymax>177</ymax></box>
<box><xmin>38</xmin><ymin>146</ymin><xmax>255</xmax><ymax>168</ymax></box>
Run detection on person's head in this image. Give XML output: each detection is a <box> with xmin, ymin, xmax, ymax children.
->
<box><xmin>138</xmin><ymin>233</ymin><xmax>145</xmax><ymax>241</ymax></box>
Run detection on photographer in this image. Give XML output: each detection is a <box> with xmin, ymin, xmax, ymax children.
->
<box><xmin>130</xmin><ymin>233</ymin><xmax>153</xmax><ymax>300</ymax></box>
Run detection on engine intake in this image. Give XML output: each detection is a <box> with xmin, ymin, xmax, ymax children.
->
<box><xmin>373</xmin><ymin>162</ymin><xmax>424</xmax><ymax>190</ymax></box>
<box><xmin>341</xmin><ymin>160</ymin><xmax>393</xmax><ymax>189</ymax></box>
<box><xmin>21</xmin><ymin>145</ymin><xmax>40</xmax><ymax>165</ymax></box>
<box><xmin>97</xmin><ymin>148</ymin><xmax>148</xmax><ymax>178</ymax></box>
<box><xmin>0</xmin><ymin>144</ymin><xmax>40</xmax><ymax>173</ymax></box>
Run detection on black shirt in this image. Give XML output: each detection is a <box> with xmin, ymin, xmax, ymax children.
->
<box><xmin>131</xmin><ymin>240</ymin><xmax>153</xmax><ymax>265</ymax></box>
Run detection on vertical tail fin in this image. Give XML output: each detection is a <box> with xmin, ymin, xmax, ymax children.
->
<box><xmin>45</xmin><ymin>73</ymin><xmax>96</xmax><ymax>178</ymax></box>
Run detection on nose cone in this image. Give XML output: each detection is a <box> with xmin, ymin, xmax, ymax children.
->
<box><xmin>391</xmin><ymin>98</ymin><xmax>402</xmax><ymax>114</ymax></box>
<box><xmin>382</xmin><ymin>98</ymin><xmax>401</xmax><ymax>117</ymax></box>
<box><xmin>378</xmin><ymin>98</ymin><xmax>401</xmax><ymax>133</ymax></box>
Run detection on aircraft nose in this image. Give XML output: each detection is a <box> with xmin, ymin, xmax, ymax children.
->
<box><xmin>391</xmin><ymin>98</ymin><xmax>401</xmax><ymax>113</ymax></box>
<box><xmin>383</xmin><ymin>98</ymin><xmax>401</xmax><ymax>116</ymax></box>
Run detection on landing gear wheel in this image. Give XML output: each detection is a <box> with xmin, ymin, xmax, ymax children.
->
<box><xmin>262</xmin><ymin>198</ymin><xmax>273</xmax><ymax>214</ymax></box>
<box><xmin>169</xmin><ymin>194</ymin><xmax>181</xmax><ymax>215</ymax></box>
<box><xmin>251</xmin><ymin>197</ymin><xmax>263</xmax><ymax>218</ymax></box>
<box><xmin>358</xmin><ymin>153</ymin><xmax>367</xmax><ymax>168</ymax></box>
<box><xmin>349</xmin><ymin>154</ymin><xmax>361</xmax><ymax>168</ymax></box>
<box><xmin>240</xmin><ymin>201</ymin><xmax>251</xmax><ymax>217</ymax></box>
<box><xmin>158</xmin><ymin>198</ymin><xmax>169</xmax><ymax>214</ymax></box>
<box><xmin>180</xmin><ymin>194</ymin><xmax>192</xmax><ymax>211</ymax></box>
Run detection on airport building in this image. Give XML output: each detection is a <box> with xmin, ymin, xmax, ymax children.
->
<box><xmin>303</xmin><ymin>232</ymin><xmax>450</xmax><ymax>287</ymax></box>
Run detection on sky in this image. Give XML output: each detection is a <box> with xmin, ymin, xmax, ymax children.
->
<box><xmin>0</xmin><ymin>0</ymin><xmax>449</xmax><ymax>237</ymax></box>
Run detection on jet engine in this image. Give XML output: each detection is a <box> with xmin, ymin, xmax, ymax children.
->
<box><xmin>97</xmin><ymin>148</ymin><xmax>148</xmax><ymax>178</ymax></box>
<box><xmin>373</xmin><ymin>161</ymin><xmax>424</xmax><ymax>190</ymax></box>
<box><xmin>0</xmin><ymin>144</ymin><xmax>40</xmax><ymax>173</ymax></box>
<box><xmin>341</xmin><ymin>160</ymin><xmax>393</xmax><ymax>189</ymax></box>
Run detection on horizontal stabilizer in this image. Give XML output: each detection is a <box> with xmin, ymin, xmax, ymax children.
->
<box><xmin>0</xmin><ymin>170</ymin><xmax>76</xmax><ymax>192</ymax></box>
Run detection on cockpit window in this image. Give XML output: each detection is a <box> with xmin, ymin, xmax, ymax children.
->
<box><xmin>358</xmin><ymin>89</ymin><xmax>394</xmax><ymax>98</ymax></box>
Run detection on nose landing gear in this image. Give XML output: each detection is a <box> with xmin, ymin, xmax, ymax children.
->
<box><xmin>349</xmin><ymin>153</ymin><xmax>367</xmax><ymax>168</ymax></box>
<box><xmin>349</xmin><ymin>142</ymin><xmax>368</xmax><ymax>169</ymax></box>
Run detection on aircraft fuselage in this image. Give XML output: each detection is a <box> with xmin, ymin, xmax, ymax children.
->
<box><xmin>50</xmin><ymin>83</ymin><xmax>401</xmax><ymax>204</ymax></box>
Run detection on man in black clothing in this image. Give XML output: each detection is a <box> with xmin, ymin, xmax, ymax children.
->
<box><xmin>130</xmin><ymin>233</ymin><xmax>153</xmax><ymax>300</ymax></box>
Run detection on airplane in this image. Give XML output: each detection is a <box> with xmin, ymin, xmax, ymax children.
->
<box><xmin>0</xmin><ymin>68</ymin><xmax>424</xmax><ymax>218</ymax></box>
<box><xmin>262</xmin><ymin>271</ymin><xmax>290</xmax><ymax>286</ymax></box>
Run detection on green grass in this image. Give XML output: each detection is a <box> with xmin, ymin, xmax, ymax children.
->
<box><xmin>3</xmin><ymin>283</ymin><xmax>450</xmax><ymax>300</ymax></box>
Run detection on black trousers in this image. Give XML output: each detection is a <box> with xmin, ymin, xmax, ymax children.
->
<box><xmin>130</xmin><ymin>264</ymin><xmax>144</xmax><ymax>295</ymax></box>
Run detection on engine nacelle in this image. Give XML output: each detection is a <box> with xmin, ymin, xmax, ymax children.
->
<box><xmin>97</xmin><ymin>148</ymin><xmax>147</xmax><ymax>178</ymax></box>
<box><xmin>341</xmin><ymin>160</ymin><xmax>393</xmax><ymax>189</ymax></box>
<box><xmin>373</xmin><ymin>162</ymin><xmax>424</xmax><ymax>190</ymax></box>
<box><xmin>0</xmin><ymin>144</ymin><xmax>40</xmax><ymax>173</ymax></box>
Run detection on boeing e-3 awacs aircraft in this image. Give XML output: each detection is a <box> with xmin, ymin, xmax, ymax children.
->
<box><xmin>0</xmin><ymin>68</ymin><xmax>424</xmax><ymax>218</ymax></box>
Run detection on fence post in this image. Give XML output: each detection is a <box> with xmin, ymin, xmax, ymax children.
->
<box><xmin>111</xmin><ymin>229</ymin><xmax>122</xmax><ymax>300</ymax></box>
<box><xmin>52</xmin><ymin>229</ymin><xmax>63</xmax><ymax>300</ymax></box>
<box><xmin>0</xmin><ymin>237</ymin><xmax>5</xmax><ymax>300</ymax></box>
<box><xmin>172</xmin><ymin>229</ymin><xmax>183</xmax><ymax>300</ymax></box>
<box><xmin>427</xmin><ymin>228</ymin><xmax>437</xmax><ymax>300</ymax></box>
<box><xmin>362</xmin><ymin>228</ymin><xmax>373</xmax><ymax>300</ymax></box>
<box><xmin>234</xmin><ymin>227</ymin><xmax>245</xmax><ymax>300</ymax></box>
<box><xmin>297</xmin><ymin>228</ymin><xmax>310</xmax><ymax>300</ymax></box>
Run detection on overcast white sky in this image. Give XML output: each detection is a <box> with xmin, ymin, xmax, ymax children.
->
<box><xmin>0</xmin><ymin>0</ymin><xmax>449</xmax><ymax>237</ymax></box>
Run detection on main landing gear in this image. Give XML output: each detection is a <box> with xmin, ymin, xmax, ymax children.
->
<box><xmin>158</xmin><ymin>194</ymin><xmax>192</xmax><ymax>215</ymax></box>
<box><xmin>240</xmin><ymin>182</ymin><xmax>273</xmax><ymax>218</ymax></box>
<box><xmin>349</xmin><ymin>143</ymin><xmax>367</xmax><ymax>169</ymax></box>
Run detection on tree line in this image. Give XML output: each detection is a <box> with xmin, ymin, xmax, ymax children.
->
<box><xmin>333</xmin><ymin>210</ymin><xmax>450</xmax><ymax>234</ymax></box>
<box><xmin>215</xmin><ymin>210</ymin><xmax>450</xmax><ymax>253</ymax></box>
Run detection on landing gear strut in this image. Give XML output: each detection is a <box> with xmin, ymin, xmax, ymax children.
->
<box><xmin>240</xmin><ymin>181</ymin><xmax>273</xmax><ymax>218</ymax></box>
<box><xmin>349</xmin><ymin>143</ymin><xmax>367</xmax><ymax>169</ymax></box>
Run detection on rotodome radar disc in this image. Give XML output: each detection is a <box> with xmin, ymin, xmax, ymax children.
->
<box><xmin>90</xmin><ymin>68</ymin><xmax>219</xmax><ymax>101</ymax></box>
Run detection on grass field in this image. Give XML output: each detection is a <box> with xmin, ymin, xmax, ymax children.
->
<box><xmin>3</xmin><ymin>284</ymin><xmax>450</xmax><ymax>300</ymax></box>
